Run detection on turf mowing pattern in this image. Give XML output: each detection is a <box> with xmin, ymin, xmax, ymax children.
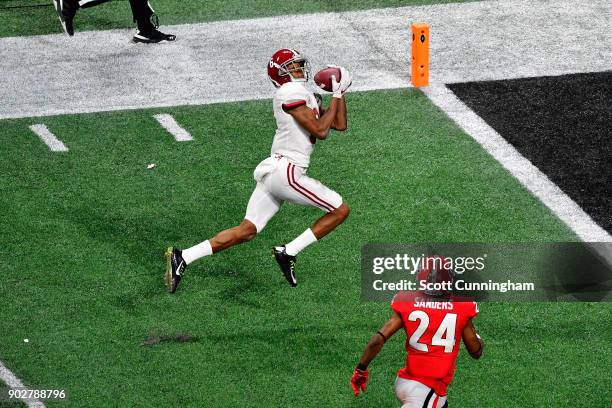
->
<box><xmin>1</xmin><ymin>88</ymin><xmax>610</xmax><ymax>407</ymax></box>
<box><xmin>449</xmin><ymin>71</ymin><xmax>612</xmax><ymax>235</ymax></box>
<box><xmin>0</xmin><ymin>0</ymin><xmax>477</xmax><ymax>38</ymax></box>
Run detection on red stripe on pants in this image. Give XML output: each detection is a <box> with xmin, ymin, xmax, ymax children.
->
<box><xmin>286</xmin><ymin>164</ymin><xmax>334</xmax><ymax>212</ymax></box>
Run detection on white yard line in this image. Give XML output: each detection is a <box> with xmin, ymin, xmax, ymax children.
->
<box><xmin>153</xmin><ymin>114</ymin><xmax>193</xmax><ymax>141</ymax></box>
<box><xmin>423</xmin><ymin>83</ymin><xmax>612</xmax><ymax>246</ymax></box>
<box><xmin>28</xmin><ymin>124</ymin><xmax>68</xmax><ymax>152</ymax></box>
<box><xmin>0</xmin><ymin>0</ymin><xmax>610</xmax><ymax>119</ymax></box>
<box><xmin>0</xmin><ymin>360</ymin><xmax>46</xmax><ymax>408</ymax></box>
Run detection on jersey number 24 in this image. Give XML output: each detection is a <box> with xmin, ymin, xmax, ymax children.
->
<box><xmin>408</xmin><ymin>311</ymin><xmax>457</xmax><ymax>353</ymax></box>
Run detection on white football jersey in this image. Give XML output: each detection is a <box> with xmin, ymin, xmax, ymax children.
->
<box><xmin>270</xmin><ymin>82</ymin><xmax>320</xmax><ymax>168</ymax></box>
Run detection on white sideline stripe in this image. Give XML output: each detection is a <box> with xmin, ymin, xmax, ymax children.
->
<box><xmin>153</xmin><ymin>114</ymin><xmax>193</xmax><ymax>141</ymax></box>
<box><xmin>423</xmin><ymin>84</ymin><xmax>612</xmax><ymax>244</ymax></box>
<box><xmin>0</xmin><ymin>0</ymin><xmax>610</xmax><ymax>120</ymax></box>
<box><xmin>0</xmin><ymin>360</ymin><xmax>46</xmax><ymax>408</ymax></box>
<box><xmin>28</xmin><ymin>124</ymin><xmax>68</xmax><ymax>152</ymax></box>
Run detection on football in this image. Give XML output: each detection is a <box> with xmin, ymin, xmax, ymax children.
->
<box><xmin>314</xmin><ymin>67</ymin><xmax>342</xmax><ymax>92</ymax></box>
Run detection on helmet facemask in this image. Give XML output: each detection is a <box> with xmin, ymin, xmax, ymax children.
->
<box><xmin>279</xmin><ymin>57</ymin><xmax>310</xmax><ymax>83</ymax></box>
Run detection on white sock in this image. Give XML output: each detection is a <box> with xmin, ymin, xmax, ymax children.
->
<box><xmin>182</xmin><ymin>240</ymin><xmax>213</xmax><ymax>265</ymax></box>
<box><xmin>285</xmin><ymin>228</ymin><xmax>317</xmax><ymax>256</ymax></box>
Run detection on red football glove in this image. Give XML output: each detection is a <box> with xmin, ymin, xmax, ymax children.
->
<box><xmin>350</xmin><ymin>367</ymin><xmax>369</xmax><ymax>396</ymax></box>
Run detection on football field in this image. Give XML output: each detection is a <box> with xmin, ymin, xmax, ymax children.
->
<box><xmin>1</xmin><ymin>0</ymin><xmax>611</xmax><ymax>407</ymax></box>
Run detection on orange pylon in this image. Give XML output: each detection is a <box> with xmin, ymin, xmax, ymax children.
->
<box><xmin>411</xmin><ymin>23</ymin><xmax>429</xmax><ymax>87</ymax></box>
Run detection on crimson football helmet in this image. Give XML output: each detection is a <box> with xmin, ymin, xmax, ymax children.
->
<box><xmin>267</xmin><ymin>48</ymin><xmax>310</xmax><ymax>87</ymax></box>
<box><xmin>417</xmin><ymin>255</ymin><xmax>455</xmax><ymax>297</ymax></box>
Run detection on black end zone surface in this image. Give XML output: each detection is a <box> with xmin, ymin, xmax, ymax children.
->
<box><xmin>448</xmin><ymin>72</ymin><xmax>612</xmax><ymax>235</ymax></box>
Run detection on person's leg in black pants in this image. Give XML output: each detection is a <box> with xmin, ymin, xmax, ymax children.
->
<box><xmin>130</xmin><ymin>0</ymin><xmax>176</xmax><ymax>43</ymax></box>
<box><xmin>52</xmin><ymin>0</ymin><xmax>176</xmax><ymax>42</ymax></box>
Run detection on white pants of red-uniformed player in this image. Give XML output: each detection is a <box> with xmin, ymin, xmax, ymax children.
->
<box><xmin>244</xmin><ymin>155</ymin><xmax>343</xmax><ymax>232</ymax></box>
<box><xmin>394</xmin><ymin>378</ymin><xmax>448</xmax><ymax>408</ymax></box>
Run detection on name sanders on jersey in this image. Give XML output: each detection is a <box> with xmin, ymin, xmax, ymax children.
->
<box><xmin>373</xmin><ymin>279</ymin><xmax>535</xmax><ymax>293</ymax></box>
<box><xmin>413</xmin><ymin>298</ymin><xmax>454</xmax><ymax>310</ymax></box>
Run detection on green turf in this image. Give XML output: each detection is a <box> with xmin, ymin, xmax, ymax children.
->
<box><xmin>0</xmin><ymin>0</ymin><xmax>478</xmax><ymax>38</ymax></box>
<box><xmin>1</xmin><ymin>88</ymin><xmax>609</xmax><ymax>407</ymax></box>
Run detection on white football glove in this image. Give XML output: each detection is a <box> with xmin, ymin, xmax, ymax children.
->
<box><xmin>339</xmin><ymin>67</ymin><xmax>353</xmax><ymax>94</ymax></box>
<box><xmin>331</xmin><ymin>74</ymin><xmax>342</xmax><ymax>98</ymax></box>
<box><xmin>327</xmin><ymin>65</ymin><xmax>352</xmax><ymax>97</ymax></box>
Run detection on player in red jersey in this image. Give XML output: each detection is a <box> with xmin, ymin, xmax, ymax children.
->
<box><xmin>351</xmin><ymin>257</ymin><xmax>484</xmax><ymax>407</ymax></box>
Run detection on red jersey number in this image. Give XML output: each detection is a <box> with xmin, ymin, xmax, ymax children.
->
<box><xmin>408</xmin><ymin>311</ymin><xmax>457</xmax><ymax>353</ymax></box>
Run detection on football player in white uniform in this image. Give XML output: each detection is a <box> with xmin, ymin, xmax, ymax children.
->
<box><xmin>165</xmin><ymin>48</ymin><xmax>353</xmax><ymax>293</ymax></box>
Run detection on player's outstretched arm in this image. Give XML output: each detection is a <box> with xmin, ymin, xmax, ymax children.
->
<box><xmin>357</xmin><ymin>311</ymin><xmax>403</xmax><ymax>368</ymax></box>
<box><xmin>287</xmin><ymin>98</ymin><xmax>341</xmax><ymax>140</ymax></box>
<box><xmin>332</xmin><ymin>96</ymin><xmax>347</xmax><ymax>131</ymax></box>
<box><xmin>351</xmin><ymin>311</ymin><xmax>403</xmax><ymax>396</ymax></box>
<box><xmin>330</xmin><ymin>67</ymin><xmax>351</xmax><ymax>131</ymax></box>
<box><xmin>287</xmin><ymin>70</ymin><xmax>350</xmax><ymax>138</ymax></box>
<box><xmin>315</xmin><ymin>96</ymin><xmax>347</xmax><ymax>131</ymax></box>
<box><xmin>462</xmin><ymin>319</ymin><xmax>484</xmax><ymax>359</ymax></box>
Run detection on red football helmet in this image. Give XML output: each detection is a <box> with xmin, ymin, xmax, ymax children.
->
<box><xmin>417</xmin><ymin>255</ymin><xmax>455</xmax><ymax>297</ymax></box>
<box><xmin>267</xmin><ymin>48</ymin><xmax>310</xmax><ymax>87</ymax></box>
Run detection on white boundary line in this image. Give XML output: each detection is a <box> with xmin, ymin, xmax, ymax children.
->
<box><xmin>423</xmin><ymin>83</ymin><xmax>612</xmax><ymax>244</ymax></box>
<box><xmin>0</xmin><ymin>360</ymin><xmax>46</xmax><ymax>408</ymax></box>
<box><xmin>28</xmin><ymin>124</ymin><xmax>68</xmax><ymax>152</ymax></box>
<box><xmin>2</xmin><ymin>0</ymin><xmax>610</xmax><ymax>120</ymax></box>
<box><xmin>153</xmin><ymin>114</ymin><xmax>193</xmax><ymax>142</ymax></box>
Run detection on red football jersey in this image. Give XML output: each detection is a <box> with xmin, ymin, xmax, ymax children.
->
<box><xmin>391</xmin><ymin>292</ymin><xmax>478</xmax><ymax>396</ymax></box>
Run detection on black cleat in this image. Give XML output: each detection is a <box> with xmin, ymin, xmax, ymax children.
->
<box><xmin>272</xmin><ymin>246</ymin><xmax>297</xmax><ymax>287</ymax></box>
<box><xmin>52</xmin><ymin>0</ymin><xmax>78</xmax><ymax>36</ymax></box>
<box><xmin>165</xmin><ymin>247</ymin><xmax>186</xmax><ymax>293</ymax></box>
<box><xmin>132</xmin><ymin>29</ymin><xmax>176</xmax><ymax>44</ymax></box>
